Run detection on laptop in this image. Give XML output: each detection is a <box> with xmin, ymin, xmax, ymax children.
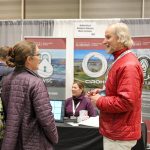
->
<box><xmin>50</xmin><ymin>99</ymin><xmax>65</xmax><ymax>123</ymax></box>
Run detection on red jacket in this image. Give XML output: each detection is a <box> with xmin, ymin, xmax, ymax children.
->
<box><xmin>96</xmin><ymin>49</ymin><xmax>143</xmax><ymax>140</ymax></box>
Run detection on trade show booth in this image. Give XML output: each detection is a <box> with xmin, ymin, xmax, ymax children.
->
<box><xmin>0</xmin><ymin>18</ymin><xmax>150</xmax><ymax>145</ymax></box>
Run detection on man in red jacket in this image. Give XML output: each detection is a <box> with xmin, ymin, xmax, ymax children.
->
<box><xmin>88</xmin><ymin>23</ymin><xmax>143</xmax><ymax>150</ymax></box>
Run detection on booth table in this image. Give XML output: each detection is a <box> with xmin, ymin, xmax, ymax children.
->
<box><xmin>54</xmin><ymin>122</ymin><xmax>147</xmax><ymax>150</ymax></box>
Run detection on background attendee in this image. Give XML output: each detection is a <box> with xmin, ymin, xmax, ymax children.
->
<box><xmin>65</xmin><ymin>80</ymin><xmax>96</xmax><ymax>118</ymax></box>
<box><xmin>1</xmin><ymin>40</ymin><xmax>58</xmax><ymax>150</ymax></box>
<box><xmin>0</xmin><ymin>46</ymin><xmax>14</xmax><ymax>148</ymax></box>
<box><xmin>88</xmin><ymin>23</ymin><xmax>143</xmax><ymax>150</ymax></box>
<box><xmin>0</xmin><ymin>46</ymin><xmax>14</xmax><ymax>77</ymax></box>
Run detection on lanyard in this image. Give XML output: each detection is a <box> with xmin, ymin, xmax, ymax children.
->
<box><xmin>72</xmin><ymin>100</ymin><xmax>80</xmax><ymax>116</ymax></box>
<box><xmin>104</xmin><ymin>50</ymin><xmax>132</xmax><ymax>87</ymax></box>
<box><xmin>107</xmin><ymin>50</ymin><xmax>132</xmax><ymax>73</ymax></box>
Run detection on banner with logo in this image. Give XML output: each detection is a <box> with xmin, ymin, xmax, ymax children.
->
<box><xmin>74</xmin><ymin>38</ymin><xmax>113</xmax><ymax>90</ymax></box>
<box><xmin>131</xmin><ymin>37</ymin><xmax>150</xmax><ymax>143</ymax></box>
<box><xmin>132</xmin><ymin>37</ymin><xmax>150</xmax><ymax>84</ymax></box>
<box><xmin>25</xmin><ymin>37</ymin><xmax>66</xmax><ymax>100</ymax></box>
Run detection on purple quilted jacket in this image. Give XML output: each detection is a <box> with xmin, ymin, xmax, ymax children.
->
<box><xmin>1</xmin><ymin>68</ymin><xmax>58</xmax><ymax>150</ymax></box>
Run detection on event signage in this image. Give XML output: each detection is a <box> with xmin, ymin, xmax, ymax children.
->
<box><xmin>25</xmin><ymin>37</ymin><xmax>66</xmax><ymax>100</ymax></box>
<box><xmin>132</xmin><ymin>37</ymin><xmax>150</xmax><ymax>87</ymax></box>
<box><xmin>74</xmin><ymin>37</ymin><xmax>150</xmax><ymax>88</ymax></box>
<box><xmin>74</xmin><ymin>38</ymin><xmax>114</xmax><ymax>90</ymax></box>
<box><xmin>74</xmin><ymin>22</ymin><xmax>96</xmax><ymax>37</ymax></box>
<box><xmin>131</xmin><ymin>37</ymin><xmax>150</xmax><ymax>143</ymax></box>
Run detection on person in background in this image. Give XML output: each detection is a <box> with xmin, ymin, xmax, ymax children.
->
<box><xmin>65</xmin><ymin>80</ymin><xmax>96</xmax><ymax>118</ymax></box>
<box><xmin>0</xmin><ymin>46</ymin><xmax>14</xmax><ymax>149</ymax></box>
<box><xmin>88</xmin><ymin>23</ymin><xmax>143</xmax><ymax>150</ymax></box>
<box><xmin>1</xmin><ymin>40</ymin><xmax>58</xmax><ymax>150</ymax></box>
<box><xmin>0</xmin><ymin>46</ymin><xmax>14</xmax><ymax>78</ymax></box>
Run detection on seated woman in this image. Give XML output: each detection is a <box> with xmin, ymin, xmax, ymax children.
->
<box><xmin>65</xmin><ymin>81</ymin><xmax>96</xmax><ymax>118</ymax></box>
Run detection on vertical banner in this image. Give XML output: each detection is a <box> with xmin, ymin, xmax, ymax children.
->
<box><xmin>74</xmin><ymin>38</ymin><xmax>113</xmax><ymax>91</ymax></box>
<box><xmin>132</xmin><ymin>37</ymin><xmax>150</xmax><ymax>143</ymax></box>
<box><xmin>25</xmin><ymin>37</ymin><xmax>66</xmax><ymax>100</ymax></box>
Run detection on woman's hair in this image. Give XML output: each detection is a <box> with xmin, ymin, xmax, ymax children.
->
<box><xmin>110</xmin><ymin>23</ymin><xmax>133</xmax><ymax>48</ymax></box>
<box><xmin>0</xmin><ymin>46</ymin><xmax>11</xmax><ymax>60</ymax></box>
<box><xmin>6</xmin><ymin>40</ymin><xmax>36</xmax><ymax>68</ymax></box>
<box><xmin>73</xmin><ymin>80</ymin><xmax>85</xmax><ymax>93</ymax></box>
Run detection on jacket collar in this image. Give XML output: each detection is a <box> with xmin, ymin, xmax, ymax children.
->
<box><xmin>113</xmin><ymin>47</ymin><xmax>129</xmax><ymax>60</ymax></box>
<box><xmin>72</xmin><ymin>93</ymin><xmax>85</xmax><ymax>101</ymax></box>
<box><xmin>25</xmin><ymin>67</ymin><xmax>40</xmax><ymax>77</ymax></box>
<box><xmin>14</xmin><ymin>67</ymin><xmax>40</xmax><ymax>78</ymax></box>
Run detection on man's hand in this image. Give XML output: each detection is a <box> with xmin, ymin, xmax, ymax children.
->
<box><xmin>89</xmin><ymin>94</ymin><xmax>101</xmax><ymax>107</ymax></box>
<box><xmin>86</xmin><ymin>88</ymin><xmax>100</xmax><ymax>96</ymax></box>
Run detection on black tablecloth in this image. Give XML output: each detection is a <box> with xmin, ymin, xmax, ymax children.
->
<box><xmin>54</xmin><ymin>122</ymin><xmax>147</xmax><ymax>150</ymax></box>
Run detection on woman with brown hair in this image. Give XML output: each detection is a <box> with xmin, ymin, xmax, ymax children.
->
<box><xmin>0</xmin><ymin>46</ymin><xmax>14</xmax><ymax>149</ymax></box>
<box><xmin>1</xmin><ymin>40</ymin><xmax>58</xmax><ymax>150</ymax></box>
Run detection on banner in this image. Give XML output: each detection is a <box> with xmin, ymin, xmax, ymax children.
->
<box><xmin>74</xmin><ymin>38</ymin><xmax>113</xmax><ymax>90</ymax></box>
<box><xmin>132</xmin><ymin>37</ymin><xmax>150</xmax><ymax>143</ymax></box>
<box><xmin>132</xmin><ymin>37</ymin><xmax>150</xmax><ymax>86</ymax></box>
<box><xmin>25</xmin><ymin>37</ymin><xmax>66</xmax><ymax>100</ymax></box>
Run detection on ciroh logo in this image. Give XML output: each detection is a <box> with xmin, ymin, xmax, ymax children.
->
<box><xmin>82</xmin><ymin>52</ymin><xmax>107</xmax><ymax>78</ymax></box>
<box><xmin>138</xmin><ymin>55</ymin><xmax>150</xmax><ymax>81</ymax></box>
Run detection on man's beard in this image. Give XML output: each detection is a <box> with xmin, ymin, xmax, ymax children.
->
<box><xmin>105</xmin><ymin>45</ymin><xmax>115</xmax><ymax>54</ymax></box>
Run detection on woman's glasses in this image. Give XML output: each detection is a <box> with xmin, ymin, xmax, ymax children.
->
<box><xmin>33</xmin><ymin>53</ymin><xmax>40</xmax><ymax>57</ymax></box>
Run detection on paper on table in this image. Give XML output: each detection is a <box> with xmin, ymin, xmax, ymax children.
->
<box><xmin>67</xmin><ymin>122</ymin><xmax>79</xmax><ymax>126</ymax></box>
<box><xmin>78</xmin><ymin>116</ymin><xmax>99</xmax><ymax>127</ymax></box>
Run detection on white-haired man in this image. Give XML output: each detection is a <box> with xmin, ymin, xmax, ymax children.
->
<box><xmin>88</xmin><ymin>23</ymin><xmax>143</xmax><ymax>150</ymax></box>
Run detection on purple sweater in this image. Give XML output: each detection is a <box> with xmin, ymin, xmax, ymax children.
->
<box><xmin>65</xmin><ymin>94</ymin><xmax>96</xmax><ymax>117</ymax></box>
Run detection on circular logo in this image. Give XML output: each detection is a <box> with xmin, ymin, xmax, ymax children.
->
<box><xmin>138</xmin><ymin>55</ymin><xmax>150</xmax><ymax>81</ymax></box>
<box><xmin>82</xmin><ymin>52</ymin><xmax>107</xmax><ymax>78</ymax></box>
<box><xmin>37</xmin><ymin>52</ymin><xmax>53</xmax><ymax>78</ymax></box>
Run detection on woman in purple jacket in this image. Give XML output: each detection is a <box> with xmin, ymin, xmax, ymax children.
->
<box><xmin>65</xmin><ymin>81</ymin><xmax>96</xmax><ymax>118</ymax></box>
<box><xmin>1</xmin><ymin>40</ymin><xmax>58</xmax><ymax>150</ymax></box>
